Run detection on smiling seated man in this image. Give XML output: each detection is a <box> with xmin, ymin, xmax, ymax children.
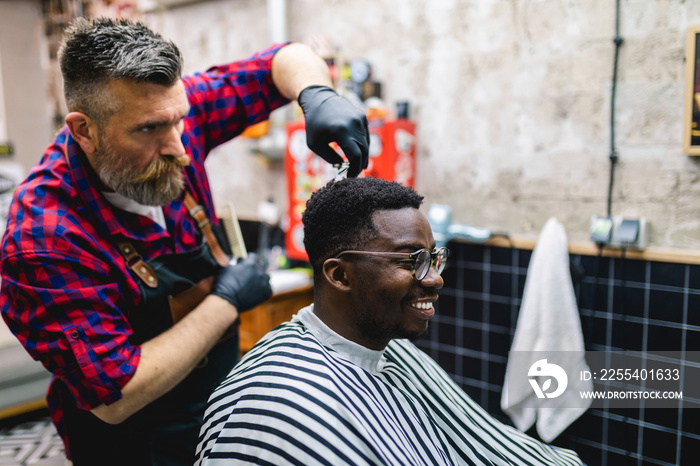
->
<box><xmin>195</xmin><ymin>177</ymin><xmax>582</xmax><ymax>465</ymax></box>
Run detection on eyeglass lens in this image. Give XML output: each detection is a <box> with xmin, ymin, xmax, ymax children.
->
<box><xmin>414</xmin><ymin>248</ymin><xmax>448</xmax><ymax>280</ymax></box>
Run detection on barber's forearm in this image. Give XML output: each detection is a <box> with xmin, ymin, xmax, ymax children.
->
<box><xmin>91</xmin><ymin>295</ymin><xmax>237</xmax><ymax>424</ymax></box>
<box><xmin>271</xmin><ymin>42</ymin><xmax>333</xmax><ymax>100</ymax></box>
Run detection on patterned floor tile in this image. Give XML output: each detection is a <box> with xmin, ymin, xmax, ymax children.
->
<box><xmin>0</xmin><ymin>419</ymin><xmax>66</xmax><ymax>465</ymax></box>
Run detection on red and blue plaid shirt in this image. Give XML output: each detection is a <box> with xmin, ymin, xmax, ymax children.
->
<box><xmin>0</xmin><ymin>43</ymin><xmax>289</xmax><ymax>449</ymax></box>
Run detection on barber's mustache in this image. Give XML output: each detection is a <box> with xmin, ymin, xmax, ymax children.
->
<box><xmin>133</xmin><ymin>154</ymin><xmax>190</xmax><ymax>183</ymax></box>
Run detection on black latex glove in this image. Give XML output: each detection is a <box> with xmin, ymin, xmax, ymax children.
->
<box><xmin>298</xmin><ymin>85</ymin><xmax>370</xmax><ymax>177</ymax></box>
<box><xmin>211</xmin><ymin>253</ymin><xmax>272</xmax><ymax>313</ymax></box>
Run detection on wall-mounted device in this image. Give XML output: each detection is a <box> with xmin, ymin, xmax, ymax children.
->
<box><xmin>590</xmin><ymin>215</ymin><xmax>648</xmax><ymax>250</ymax></box>
<box><xmin>427</xmin><ymin>204</ymin><xmax>506</xmax><ymax>249</ymax></box>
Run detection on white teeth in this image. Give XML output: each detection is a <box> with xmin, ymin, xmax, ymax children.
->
<box><xmin>412</xmin><ymin>302</ymin><xmax>433</xmax><ymax>310</ymax></box>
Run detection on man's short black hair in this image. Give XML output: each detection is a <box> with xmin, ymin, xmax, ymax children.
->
<box><xmin>302</xmin><ymin>177</ymin><xmax>424</xmax><ymax>273</ymax></box>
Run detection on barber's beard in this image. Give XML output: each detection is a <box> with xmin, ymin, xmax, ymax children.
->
<box><xmin>93</xmin><ymin>142</ymin><xmax>190</xmax><ymax>206</ymax></box>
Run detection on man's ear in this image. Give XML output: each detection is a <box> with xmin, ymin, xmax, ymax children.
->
<box><xmin>322</xmin><ymin>258</ymin><xmax>351</xmax><ymax>292</ymax></box>
<box><xmin>65</xmin><ymin>112</ymin><xmax>99</xmax><ymax>155</ymax></box>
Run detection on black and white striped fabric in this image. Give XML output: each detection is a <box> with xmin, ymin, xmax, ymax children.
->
<box><xmin>196</xmin><ymin>307</ymin><xmax>582</xmax><ymax>465</ymax></box>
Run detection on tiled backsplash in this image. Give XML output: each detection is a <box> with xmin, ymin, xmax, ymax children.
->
<box><xmin>415</xmin><ymin>241</ymin><xmax>700</xmax><ymax>466</ymax></box>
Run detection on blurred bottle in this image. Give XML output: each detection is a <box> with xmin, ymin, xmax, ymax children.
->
<box><xmin>396</xmin><ymin>101</ymin><xmax>410</xmax><ymax>119</ymax></box>
<box><xmin>364</xmin><ymin>82</ymin><xmax>389</xmax><ymax>122</ymax></box>
<box><xmin>257</xmin><ymin>197</ymin><xmax>279</xmax><ymax>268</ymax></box>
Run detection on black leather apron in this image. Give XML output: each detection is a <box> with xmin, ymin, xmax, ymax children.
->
<box><xmin>60</xmin><ymin>198</ymin><xmax>238</xmax><ymax>466</ymax></box>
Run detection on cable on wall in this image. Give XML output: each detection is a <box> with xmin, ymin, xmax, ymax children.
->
<box><xmin>607</xmin><ymin>0</ymin><xmax>623</xmax><ymax>217</ymax></box>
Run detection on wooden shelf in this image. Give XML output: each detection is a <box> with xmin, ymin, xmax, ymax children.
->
<box><xmin>480</xmin><ymin>236</ymin><xmax>700</xmax><ymax>265</ymax></box>
<box><xmin>239</xmin><ymin>285</ymin><xmax>314</xmax><ymax>353</ymax></box>
<box><xmin>0</xmin><ymin>399</ymin><xmax>47</xmax><ymax>421</ymax></box>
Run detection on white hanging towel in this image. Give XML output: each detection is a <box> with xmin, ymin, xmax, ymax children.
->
<box><xmin>500</xmin><ymin>218</ymin><xmax>592</xmax><ymax>442</ymax></box>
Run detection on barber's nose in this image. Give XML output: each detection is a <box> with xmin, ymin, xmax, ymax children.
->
<box><xmin>419</xmin><ymin>265</ymin><xmax>444</xmax><ymax>289</ymax></box>
<box><xmin>161</xmin><ymin>126</ymin><xmax>186</xmax><ymax>158</ymax></box>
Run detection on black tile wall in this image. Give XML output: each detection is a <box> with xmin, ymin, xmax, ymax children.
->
<box><xmin>416</xmin><ymin>241</ymin><xmax>700</xmax><ymax>466</ymax></box>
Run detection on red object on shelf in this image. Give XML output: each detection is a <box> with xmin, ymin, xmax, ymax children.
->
<box><xmin>284</xmin><ymin>118</ymin><xmax>416</xmax><ymax>261</ymax></box>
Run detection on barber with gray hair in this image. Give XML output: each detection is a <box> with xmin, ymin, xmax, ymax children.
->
<box><xmin>0</xmin><ymin>17</ymin><xmax>369</xmax><ymax>465</ymax></box>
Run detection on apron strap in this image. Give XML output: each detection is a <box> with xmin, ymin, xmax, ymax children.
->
<box><xmin>183</xmin><ymin>192</ymin><xmax>230</xmax><ymax>267</ymax></box>
<box><xmin>168</xmin><ymin>275</ymin><xmax>216</xmax><ymax>324</ymax></box>
<box><xmin>116</xmin><ymin>241</ymin><xmax>159</xmax><ymax>288</ymax></box>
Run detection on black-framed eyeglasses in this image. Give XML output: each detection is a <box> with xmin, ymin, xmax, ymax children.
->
<box><xmin>335</xmin><ymin>247</ymin><xmax>450</xmax><ymax>281</ymax></box>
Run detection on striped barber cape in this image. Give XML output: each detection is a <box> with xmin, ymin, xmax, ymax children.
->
<box><xmin>196</xmin><ymin>306</ymin><xmax>582</xmax><ymax>465</ymax></box>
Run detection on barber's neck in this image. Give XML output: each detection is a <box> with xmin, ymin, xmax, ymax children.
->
<box><xmin>74</xmin><ymin>144</ymin><xmax>113</xmax><ymax>193</ymax></box>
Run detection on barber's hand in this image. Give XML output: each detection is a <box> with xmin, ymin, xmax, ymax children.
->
<box><xmin>298</xmin><ymin>85</ymin><xmax>370</xmax><ymax>177</ymax></box>
<box><xmin>211</xmin><ymin>253</ymin><xmax>272</xmax><ymax>313</ymax></box>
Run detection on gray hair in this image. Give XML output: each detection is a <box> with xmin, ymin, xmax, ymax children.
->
<box><xmin>58</xmin><ymin>17</ymin><xmax>183</xmax><ymax>127</ymax></box>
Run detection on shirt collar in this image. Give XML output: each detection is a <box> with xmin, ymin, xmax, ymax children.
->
<box><xmin>102</xmin><ymin>191</ymin><xmax>167</xmax><ymax>229</ymax></box>
<box><xmin>295</xmin><ymin>304</ymin><xmax>386</xmax><ymax>374</ymax></box>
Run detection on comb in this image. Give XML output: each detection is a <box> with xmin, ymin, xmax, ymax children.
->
<box><xmin>220</xmin><ymin>201</ymin><xmax>248</xmax><ymax>260</ymax></box>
